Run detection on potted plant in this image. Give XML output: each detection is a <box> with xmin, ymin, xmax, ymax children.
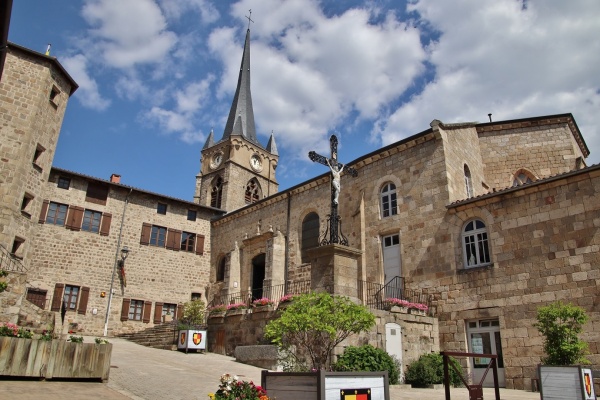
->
<box><xmin>383</xmin><ymin>298</ymin><xmax>410</xmax><ymax>313</ymax></box>
<box><xmin>208</xmin><ymin>304</ymin><xmax>227</xmax><ymax>317</ymax></box>
<box><xmin>252</xmin><ymin>297</ymin><xmax>274</xmax><ymax>311</ymax></box>
<box><xmin>277</xmin><ymin>294</ymin><xmax>297</xmax><ymax>310</ymax></box>
<box><xmin>178</xmin><ymin>299</ymin><xmax>207</xmax><ymax>353</ymax></box>
<box><xmin>225</xmin><ymin>302</ymin><xmax>248</xmax><ymax>316</ymax></box>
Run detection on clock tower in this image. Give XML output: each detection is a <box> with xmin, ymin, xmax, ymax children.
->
<box><xmin>194</xmin><ymin>28</ymin><xmax>279</xmax><ymax>212</ymax></box>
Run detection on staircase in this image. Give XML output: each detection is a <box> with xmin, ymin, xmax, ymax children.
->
<box><xmin>117</xmin><ymin>322</ymin><xmax>180</xmax><ymax>350</ymax></box>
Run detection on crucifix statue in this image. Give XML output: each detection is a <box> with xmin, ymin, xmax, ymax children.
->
<box><xmin>309</xmin><ymin>135</ymin><xmax>358</xmax><ymax>246</ymax></box>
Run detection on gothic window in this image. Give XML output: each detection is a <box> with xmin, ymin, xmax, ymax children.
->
<box><xmin>245</xmin><ymin>179</ymin><xmax>262</xmax><ymax>204</ymax></box>
<box><xmin>512</xmin><ymin>169</ymin><xmax>534</xmax><ymax>187</ymax></box>
<box><xmin>301</xmin><ymin>212</ymin><xmax>320</xmax><ymax>263</ymax></box>
<box><xmin>380</xmin><ymin>183</ymin><xmax>398</xmax><ymax>218</ymax></box>
<box><xmin>464</xmin><ymin>165</ymin><xmax>473</xmax><ymax>198</ymax></box>
<box><xmin>462</xmin><ymin>219</ymin><xmax>491</xmax><ymax>268</ymax></box>
<box><xmin>211</xmin><ymin>177</ymin><xmax>223</xmax><ymax>208</ymax></box>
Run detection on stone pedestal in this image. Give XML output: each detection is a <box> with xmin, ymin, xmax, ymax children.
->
<box><xmin>307</xmin><ymin>244</ymin><xmax>362</xmax><ymax>302</ymax></box>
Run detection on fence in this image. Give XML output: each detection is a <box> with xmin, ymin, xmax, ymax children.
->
<box><xmin>0</xmin><ymin>244</ymin><xmax>27</xmax><ymax>272</ymax></box>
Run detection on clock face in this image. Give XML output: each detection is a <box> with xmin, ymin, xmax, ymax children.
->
<box><xmin>250</xmin><ymin>154</ymin><xmax>263</xmax><ymax>172</ymax></box>
<box><xmin>210</xmin><ymin>152</ymin><xmax>223</xmax><ymax>169</ymax></box>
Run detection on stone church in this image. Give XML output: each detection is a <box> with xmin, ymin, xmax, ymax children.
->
<box><xmin>1</xmin><ymin>27</ymin><xmax>598</xmax><ymax>391</ymax></box>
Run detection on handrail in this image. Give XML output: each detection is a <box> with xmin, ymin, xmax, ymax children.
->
<box><xmin>0</xmin><ymin>243</ymin><xmax>27</xmax><ymax>272</ymax></box>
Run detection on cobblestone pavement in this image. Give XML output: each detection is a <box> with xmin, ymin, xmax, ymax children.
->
<box><xmin>0</xmin><ymin>337</ymin><xmax>541</xmax><ymax>400</ymax></box>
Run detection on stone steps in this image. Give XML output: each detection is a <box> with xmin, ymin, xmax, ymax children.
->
<box><xmin>117</xmin><ymin>322</ymin><xmax>179</xmax><ymax>350</ymax></box>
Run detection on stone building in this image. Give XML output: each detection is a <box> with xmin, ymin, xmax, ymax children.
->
<box><xmin>1</xmin><ymin>30</ymin><xmax>598</xmax><ymax>391</ymax></box>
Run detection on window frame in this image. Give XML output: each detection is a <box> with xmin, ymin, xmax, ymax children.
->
<box><xmin>157</xmin><ymin>202</ymin><xmax>167</xmax><ymax>215</ymax></box>
<box><xmin>180</xmin><ymin>231</ymin><xmax>196</xmax><ymax>252</ymax></box>
<box><xmin>462</xmin><ymin>219</ymin><xmax>491</xmax><ymax>268</ymax></box>
<box><xmin>380</xmin><ymin>183</ymin><xmax>398</xmax><ymax>218</ymax></box>
<box><xmin>245</xmin><ymin>179</ymin><xmax>261</xmax><ymax>204</ymax></box>
<box><xmin>211</xmin><ymin>177</ymin><xmax>223</xmax><ymax>208</ymax></box>
<box><xmin>63</xmin><ymin>285</ymin><xmax>80</xmax><ymax>310</ymax></box>
<box><xmin>128</xmin><ymin>299</ymin><xmax>144</xmax><ymax>321</ymax></box>
<box><xmin>46</xmin><ymin>202</ymin><xmax>68</xmax><ymax>226</ymax></box>
<box><xmin>150</xmin><ymin>225</ymin><xmax>167</xmax><ymax>247</ymax></box>
<box><xmin>57</xmin><ymin>176</ymin><xmax>71</xmax><ymax>190</ymax></box>
<box><xmin>187</xmin><ymin>210</ymin><xmax>197</xmax><ymax>221</ymax></box>
<box><xmin>81</xmin><ymin>209</ymin><xmax>102</xmax><ymax>233</ymax></box>
<box><xmin>464</xmin><ymin>165</ymin><xmax>473</xmax><ymax>198</ymax></box>
<box><xmin>301</xmin><ymin>212</ymin><xmax>320</xmax><ymax>263</ymax></box>
<box><xmin>216</xmin><ymin>257</ymin><xmax>226</xmax><ymax>282</ymax></box>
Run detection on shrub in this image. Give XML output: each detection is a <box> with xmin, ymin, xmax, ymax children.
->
<box><xmin>0</xmin><ymin>322</ymin><xmax>33</xmax><ymax>338</ymax></box>
<box><xmin>333</xmin><ymin>344</ymin><xmax>400</xmax><ymax>384</ymax></box>
<box><xmin>40</xmin><ymin>329</ymin><xmax>53</xmax><ymax>341</ymax></box>
<box><xmin>404</xmin><ymin>353</ymin><xmax>463</xmax><ymax>387</ymax></box>
<box><xmin>69</xmin><ymin>335</ymin><xmax>84</xmax><ymax>343</ymax></box>
<box><xmin>181</xmin><ymin>299</ymin><xmax>206</xmax><ymax>326</ymax></box>
<box><xmin>0</xmin><ymin>281</ymin><xmax>7</xmax><ymax>293</ymax></box>
<box><xmin>95</xmin><ymin>337</ymin><xmax>109</xmax><ymax>344</ymax></box>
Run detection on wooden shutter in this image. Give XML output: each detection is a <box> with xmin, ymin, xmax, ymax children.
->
<box><xmin>66</xmin><ymin>206</ymin><xmax>84</xmax><ymax>230</ymax></box>
<box><xmin>176</xmin><ymin>304</ymin><xmax>183</xmax><ymax>320</ymax></box>
<box><xmin>140</xmin><ymin>223</ymin><xmax>151</xmax><ymax>245</ymax></box>
<box><xmin>166</xmin><ymin>229</ymin><xmax>182</xmax><ymax>251</ymax></box>
<box><xmin>120</xmin><ymin>298</ymin><xmax>131</xmax><ymax>321</ymax></box>
<box><xmin>38</xmin><ymin>200</ymin><xmax>50</xmax><ymax>224</ymax></box>
<box><xmin>100</xmin><ymin>213</ymin><xmax>112</xmax><ymax>236</ymax></box>
<box><xmin>195</xmin><ymin>234</ymin><xmax>205</xmax><ymax>255</ymax></box>
<box><xmin>142</xmin><ymin>300</ymin><xmax>152</xmax><ymax>323</ymax></box>
<box><xmin>50</xmin><ymin>283</ymin><xmax>64</xmax><ymax>311</ymax></box>
<box><xmin>153</xmin><ymin>302</ymin><xmax>163</xmax><ymax>324</ymax></box>
<box><xmin>77</xmin><ymin>286</ymin><xmax>90</xmax><ymax>315</ymax></box>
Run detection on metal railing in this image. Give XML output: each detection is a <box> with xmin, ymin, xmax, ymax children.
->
<box><xmin>209</xmin><ymin>280</ymin><xmax>312</xmax><ymax>308</ymax></box>
<box><xmin>359</xmin><ymin>277</ymin><xmax>432</xmax><ymax>314</ymax></box>
<box><xmin>0</xmin><ymin>244</ymin><xmax>27</xmax><ymax>272</ymax></box>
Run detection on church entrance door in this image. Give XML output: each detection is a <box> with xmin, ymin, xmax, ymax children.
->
<box><xmin>251</xmin><ymin>253</ymin><xmax>266</xmax><ymax>300</ymax></box>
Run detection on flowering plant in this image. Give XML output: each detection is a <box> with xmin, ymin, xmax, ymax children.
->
<box><xmin>208</xmin><ymin>305</ymin><xmax>227</xmax><ymax>314</ymax></box>
<box><xmin>226</xmin><ymin>302</ymin><xmax>248</xmax><ymax>311</ymax></box>
<box><xmin>208</xmin><ymin>373</ymin><xmax>269</xmax><ymax>400</ymax></box>
<box><xmin>252</xmin><ymin>298</ymin><xmax>274</xmax><ymax>307</ymax></box>
<box><xmin>0</xmin><ymin>322</ymin><xmax>33</xmax><ymax>338</ymax></box>
<box><xmin>278</xmin><ymin>294</ymin><xmax>297</xmax><ymax>303</ymax></box>
<box><xmin>410</xmin><ymin>302</ymin><xmax>429</xmax><ymax>312</ymax></box>
<box><xmin>40</xmin><ymin>329</ymin><xmax>53</xmax><ymax>341</ymax></box>
<box><xmin>384</xmin><ymin>298</ymin><xmax>411</xmax><ymax>308</ymax></box>
<box><xmin>69</xmin><ymin>335</ymin><xmax>84</xmax><ymax>343</ymax></box>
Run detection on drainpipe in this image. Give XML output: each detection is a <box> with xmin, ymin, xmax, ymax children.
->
<box><xmin>103</xmin><ymin>187</ymin><xmax>133</xmax><ymax>337</ymax></box>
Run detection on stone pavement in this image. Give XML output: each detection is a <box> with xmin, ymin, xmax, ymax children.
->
<box><xmin>0</xmin><ymin>337</ymin><xmax>541</xmax><ymax>400</ymax></box>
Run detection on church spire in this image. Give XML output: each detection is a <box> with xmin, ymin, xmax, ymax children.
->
<box><xmin>221</xmin><ymin>28</ymin><xmax>260</xmax><ymax>147</ymax></box>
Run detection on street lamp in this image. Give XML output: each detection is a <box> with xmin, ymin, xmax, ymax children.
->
<box><xmin>103</xmin><ymin>246</ymin><xmax>129</xmax><ymax>337</ymax></box>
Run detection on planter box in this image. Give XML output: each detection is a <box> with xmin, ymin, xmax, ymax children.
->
<box><xmin>390</xmin><ymin>306</ymin><xmax>408</xmax><ymax>313</ymax></box>
<box><xmin>262</xmin><ymin>370</ymin><xmax>389</xmax><ymax>400</ymax></box>
<box><xmin>0</xmin><ymin>337</ymin><xmax>112</xmax><ymax>381</ymax></box>
<box><xmin>539</xmin><ymin>365</ymin><xmax>596</xmax><ymax>400</ymax></box>
<box><xmin>177</xmin><ymin>329</ymin><xmax>206</xmax><ymax>353</ymax></box>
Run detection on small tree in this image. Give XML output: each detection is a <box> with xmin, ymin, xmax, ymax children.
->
<box><xmin>180</xmin><ymin>299</ymin><xmax>206</xmax><ymax>328</ymax></box>
<box><xmin>264</xmin><ymin>292</ymin><xmax>376</xmax><ymax>370</ymax></box>
<box><xmin>534</xmin><ymin>301</ymin><xmax>589</xmax><ymax>365</ymax></box>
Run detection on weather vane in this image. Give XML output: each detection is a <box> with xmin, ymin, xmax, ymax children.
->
<box><xmin>245</xmin><ymin>9</ymin><xmax>254</xmax><ymax>30</ymax></box>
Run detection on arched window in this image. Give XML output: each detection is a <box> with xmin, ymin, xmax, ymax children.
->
<box><xmin>210</xmin><ymin>177</ymin><xmax>223</xmax><ymax>208</ymax></box>
<box><xmin>245</xmin><ymin>179</ymin><xmax>262</xmax><ymax>204</ymax></box>
<box><xmin>462</xmin><ymin>219</ymin><xmax>491</xmax><ymax>268</ymax></box>
<box><xmin>464</xmin><ymin>165</ymin><xmax>473</xmax><ymax>198</ymax></box>
<box><xmin>301</xmin><ymin>212</ymin><xmax>320</xmax><ymax>263</ymax></box>
<box><xmin>380</xmin><ymin>183</ymin><xmax>398</xmax><ymax>218</ymax></box>
<box><xmin>512</xmin><ymin>170</ymin><xmax>534</xmax><ymax>187</ymax></box>
<box><xmin>216</xmin><ymin>257</ymin><xmax>226</xmax><ymax>282</ymax></box>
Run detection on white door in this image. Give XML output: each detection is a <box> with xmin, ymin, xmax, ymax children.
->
<box><xmin>385</xmin><ymin>323</ymin><xmax>402</xmax><ymax>372</ymax></box>
<box><xmin>382</xmin><ymin>234</ymin><xmax>401</xmax><ymax>298</ymax></box>
<box><xmin>467</xmin><ymin>319</ymin><xmax>505</xmax><ymax>387</ymax></box>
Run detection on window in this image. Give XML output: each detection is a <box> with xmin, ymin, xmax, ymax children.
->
<box><xmin>162</xmin><ymin>303</ymin><xmax>177</xmax><ymax>317</ymax></box>
<box><xmin>181</xmin><ymin>231</ymin><xmax>195</xmax><ymax>252</ymax></box>
<box><xmin>82</xmin><ymin>210</ymin><xmax>102</xmax><ymax>233</ymax></box>
<box><xmin>63</xmin><ymin>285</ymin><xmax>80</xmax><ymax>310</ymax></box>
<box><xmin>216</xmin><ymin>257</ymin><xmax>226</xmax><ymax>281</ymax></box>
<box><xmin>211</xmin><ymin>177</ymin><xmax>223</xmax><ymax>208</ymax></box>
<box><xmin>85</xmin><ymin>182</ymin><xmax>109</xmax><ymax>205</ymax></box>
<box><xmin>301</xmin><ymin>212</ymin><xmax>320</xmax><ymax>263</ymax></box>
<box><xmin>380</xmin><ymin>183</ymin><xmax>398</xmax><ymax>218</ymax></box>
<box><xmin>462</xmin><ymin>219</ymin><xmax>491</xmax><ymax>268</ymax></box>
<box><xmin>21</xmin><ymin>193</ymin><xmax>34</xmax><ymax>217</ymax></box>
<box><xmin>150</xmin><ymin>226</ymin><xmax>167</xmax><ymax>247</ymax></box>
<box><xmin>26</xmin><ymin>288</ymin><xmax>47</xmax><ymax>309</ymax></box>
<box><xmin>512</xmin><ymin>170</ymin><xmax>534</xmax><ymax>187</ymax></box>
<box><xmin>157</xmin><ymin>202</ymin><xmax>167</xmax><ymax>215</ymax></box>
<box><xmin>128</xmin><ymin>300</ymin><xmax>144</xmax><ymax>321</ymax></box>
<box><xmin>464</xmin><ymin>165</ymin><xmax>473</xmax><ymax>198</ymax></box>
<box><xmin>11</xmin><ymin>237</ymin><xmax>25</xmax><ymax>259</ymax></box>
<box><xmin>187</xmin><ymin>210</ymin><xmax>197</xmax><ymax>221</ymax></box>
<box><xmin>49</xmin><ymin>85</ymin><xmax>60</xmax><ymax>105</ymax></box>
<box><xmin>191</xmin><ymin>292</ymin><xmax>202</xmax><ymax>301</ymax></box>
<box><xmin>245</xmin><ymin>179</ymin><xmax>262</xmax><ymax>204</ymax></box>
<box><xmin>32</xmin><ymin>143</ymin><xmax>45</xmax><ymax>169</ymax></box>
<box><xmin>46</xmin><ymin>202</ymin><xmax>68</xmax><ymax>225</ymax></box>
<box><xmin>57</xmin><ymin>176</ymin><xmax>71</xmax><ymax>189</ymax></box>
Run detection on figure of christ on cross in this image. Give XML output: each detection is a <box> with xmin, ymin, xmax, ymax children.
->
<box><xmin>308</xmin><ymin>135</ymin><xmax>357</xmax><ymax>246</ymax></box>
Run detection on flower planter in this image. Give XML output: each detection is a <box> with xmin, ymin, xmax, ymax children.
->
<box><xmin>0</xmin><ymin>337</ymin><xmax>112</xmax><ymax>381</ymax></box>
<box><xmin>226</xmin><ymin>308</ymin><xmax>247</xmax><ymax>317</ymax></box>
<box><xmin>390</xmin><ymin>306</ymin><xmax>408</xmax><ymax>313</ymax></box>
<box><xmin>253</xmin><ymin>305</ymin><xmax>274</xmax><ymax>313</ymax></box>
<box><xmin>409</xmin><ymin>308</ymin><xmax>427</xmax><ymax>316</ymax></box>
<box><xmin>208</xmin><ymin>311</ymin><xmax>226</xmax><ymax>319</ymax></box>
<box><xmin>177</xmin><ymin>329</ymin><xmax>206</xmax><ymax>353</ymax></box>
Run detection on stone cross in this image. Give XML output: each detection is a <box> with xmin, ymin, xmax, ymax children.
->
<box><xmin>308</xmin><ymin>135</ymin><xmax>357</xmax><ymax>246</ymax></box>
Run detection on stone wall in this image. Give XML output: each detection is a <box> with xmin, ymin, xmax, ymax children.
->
<box><xmin>0</xmin><ymin>271</ymin><xmax>27</xmax><ymax>324</ymax></box>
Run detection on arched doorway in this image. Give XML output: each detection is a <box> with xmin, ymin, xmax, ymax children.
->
<box><xmin>251</xmin><ymin>253</ymin><xmax>266</xmax><ymax>300</ymax></box>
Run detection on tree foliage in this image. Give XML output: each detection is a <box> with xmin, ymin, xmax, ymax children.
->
<box><xmin>333</xmin><ymin>344</ymin><xmax>400</xmax><ymax>384</ymax></box>
<box><xmin>534</xmin><ymin>301</ymin><xmax>589</xmax><ymax>365</ymax></box>
<box><xmin>181</xmin><ymin>299</ymin><xmax>206</xmax><ymax>327</ymax></box>
<box><xmin>264</xmin><ymin>292</ymin><xmax>376</xmax><ymax>370</ymax></box>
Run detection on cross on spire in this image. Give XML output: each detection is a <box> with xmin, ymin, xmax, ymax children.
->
<box><xmin>309</xmin><ymin>135</ymin><xmax>358</xmax><ymax>246</ymax></box>
<box><xmin>245</xmin><ymin>9</ymin><xmax>254</xmax><ymax>30</ymax></box>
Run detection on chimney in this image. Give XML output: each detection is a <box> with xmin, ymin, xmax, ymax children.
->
<box><xmin>110</xmin><ymin>174</ymin><xmax>121</xmax><ymax>184</ymax></box>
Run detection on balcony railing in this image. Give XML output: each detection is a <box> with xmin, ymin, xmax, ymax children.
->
<box><xmin>0</xmin><ymin>244</ymin><xmax>27</xmax><ymax>273</ymax></box>
<box><xmin>209</xmin><ymin>280</ymin><xmax>312</xmax><ymax>308</ymax></box>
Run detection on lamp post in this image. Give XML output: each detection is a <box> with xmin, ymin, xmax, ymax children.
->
<box><xmin>103</xmin><ymin>246</ymin><xmax>129</xmax><ymax>337</ymax></box>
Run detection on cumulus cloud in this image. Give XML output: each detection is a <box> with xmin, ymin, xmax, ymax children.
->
<box><xmin>159</xmin><ymin>0</ymin><xmax>219</xmax><ymax>23</ymax></box>
<box><xmin>61</xmin><ymin>54</ymin><xmax>111</xmax><ymax>110</ymax></box>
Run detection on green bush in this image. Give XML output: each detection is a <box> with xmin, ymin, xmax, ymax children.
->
<box><xmin>333</xmin><ymin>344</ymin><xmax>400</xmax><ymax>384</ymax></box>
<box><xmin>404</xmin><ymin>353</ymin><xmax>463</xmax><ymax>387</ymax></box>
<box><xmin>69</xmin><ymin>335</ymin><xmax>84</xmax><ymax>343</ymax></box>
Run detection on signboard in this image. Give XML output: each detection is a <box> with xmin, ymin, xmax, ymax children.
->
<box><xmin>340</xmin><ymin>388</ymin><xmax>371</xmax><ymax>400</ymax></box>
<box><xmin>581</xmin><ymin>368</ymin><xmax>596</xmax><ymax>400</ymax></box>
<box><xmin>539</xmin><ymin>365</ymin><xmax>596</xmax><ymax>400</ymax></box>
<box><xmin>177</xmin><ymin>329</ymin><xmax>206</xmax><ymax>352</ymax></box>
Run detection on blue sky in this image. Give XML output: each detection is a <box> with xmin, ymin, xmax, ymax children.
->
<box><xmin>8</xmin><ymin>0</ymin><xmax>600</xmax><ymax>201</ymax></box>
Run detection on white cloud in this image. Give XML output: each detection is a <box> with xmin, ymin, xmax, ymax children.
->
<box><xmin>61</xmin><ymin>54</ymin><xmax>111</xmax><ymax>110</ymax></box>
<box><xmin>159</xmin><ymin>0</ymin><xmax>219</xmax><ymax>23</ymax></box>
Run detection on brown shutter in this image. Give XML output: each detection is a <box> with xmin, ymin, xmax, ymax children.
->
<box><xmin>195</xmin><ymin>234</ymin><xmax>205</xmax><ymax>255</ymax></box>
<box><xmin>77</xmin><ymin>286</ymin><xmax>90</xmax><ymax>315</ymax></box>
<box><xmin>50</xmin><ymin>283</ymin><xmax>64</xmax><ymax>311</ymax></box>
<box><xmin>120</xmin><ymin>298</ymin><xmax>131</xmax><ymax>321</ymax></box>
<box><xmin>142</xmin><ymin>301</ymin><xmax>152</xmax><ymax>323</ymax></box>
<box><xmin>140</xmin><ymin>223</ymin><xmax>151</xmax><ymax>245</ymax></box>
<box><xmin>166</xmin><ymin>229</ymin><xmax>181</xmax><ymax>251</ymax></box>
<box><xmin>66</xmin><ymin>206</ymin><xmax>84</xmax><ymax>230</ymax></box>
<box><xmin>153</xmin><ymin>302</ymin><xmax>163</xmax><ymax>324</ymax></box>
<box><xmin>39</xmin><ymin>200</ymin><xmax>50</xmax><ymax>224</ymax></box>
<box><xmin>176</xmin><ymin>304</ymin><xmax>183</xmax><ymax>320</ymax></box>
<box><xmin>100</xmin><ymin>213</ymin><xmax>112</xmax><ymax>236</ymax></box>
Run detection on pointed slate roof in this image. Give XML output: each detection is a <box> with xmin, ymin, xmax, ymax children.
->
<box><xmin>266</xmin><ymin>132</ymin><xmax>278</xmax><ymax>156</ymax></box>
<box><xmin>202</xmin><ymin>129</ymin><xmax>215</xmax><ymax>150</ymax></box>
<box><xmin>222</xmin><ymin>29</ymin><xmax>260</xmax><ymax>147</ymax></box>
